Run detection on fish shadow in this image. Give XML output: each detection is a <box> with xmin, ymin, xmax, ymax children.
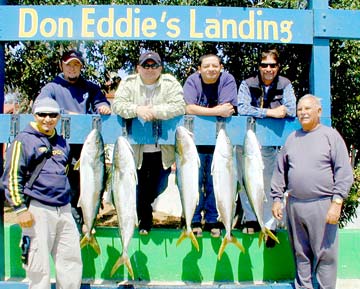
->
<box><xmin>237</xmin><ymin>232</ymin><xmax>256</xmax><ymax>281</ymax></box>
<box><xmin>211</xmin><ymin>235</ymin><xmax>235</xmax><ymax>282</ymax></box>
<box><xmin>81</xmin><ymin>243</ymin><xmax>100</xmax><ymax>280</ymax></box>
<box><xmin>181</xmin><ymin>237</ymin><xmax>204</xmax><ymax>282</ymax></box>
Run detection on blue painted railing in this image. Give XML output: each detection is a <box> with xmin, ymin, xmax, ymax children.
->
<box><xmin>1</xmin><ymin>0</ymin><xmax>360</xmax><ymax>287</ymax></box>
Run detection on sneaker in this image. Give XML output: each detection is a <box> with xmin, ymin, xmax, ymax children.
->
<box><xmin>210</xmin><ymin>228</ymin><xmax>221</xmax><ymax>238</ymax></box>
<box><xmin>192</xmin><ymin>227</ymin><xmax>203</xmax><ymax>238</ymax></box>
<box><xmin>139</xmin><ymin>229</ymin><xmax>149</xmax><ymax>236</ymax></box>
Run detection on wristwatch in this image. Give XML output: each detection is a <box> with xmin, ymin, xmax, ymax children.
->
<box><xmin>332</xmin><ymin>198</ymin><xmax>343</xmax><ymax>205</ymax></box>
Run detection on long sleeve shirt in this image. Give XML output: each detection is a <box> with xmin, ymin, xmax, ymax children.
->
<box><xmin>37</xmin><ymin>74</ymin><xmax>110</xmax><ymax>114</ymax></box>
<box><xmin>3</xmin><ymin>124</ymin><xmax>72</xmax><ymax>212</ymax></box>
<box><xmin>271</xmin><ymin>124</ymin><xmax>353</xmax><ymax>202</ymax></box>
<box><xmin>237</xmin><ymin>76</ymin><xmax>296</xmax><ymax>118</ymax></box>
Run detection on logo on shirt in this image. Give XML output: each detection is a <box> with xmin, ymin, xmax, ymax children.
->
<box><xmin>38</xmin><ymin>146</ymin><xmax>49</xmax><ymax>153</ymax></box>
<box><xmin>83</xmin><ymin>92</ymin><xmax>89</xmax><ymax>100</ymax></box>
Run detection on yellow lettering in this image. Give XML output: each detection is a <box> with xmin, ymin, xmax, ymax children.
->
<box><xmin>39</xmin><ymin>18</ymin><xmax>57</xmax><ymax>37</ymax></box>
<box><xmin>222</xmin><ymin>19</ymin><xmax>237</xmax><ymax>39</ymax></box>
<box><xmin>19</xmin><ymin>8</ymin><xmax>37</xmax><ymax>37</ymax></box>
<box><xmin>166</xmin><ymin>18</ymin><xmax>180</xmax><ymax>38</ymax></box>
<box><xmin>142</xmin><ymin>18</ymin><xmax>157</xmax><ymax>37</ymax></box>
<box><xmin>239</xmin><ymin>10</ymin><xmax>255</xmax><ymax>39</ymax></box>
<box><xmin>190</xmin><ymin>9</ymin><xmax>203</xmax><ymax>38</ymax></box>
<box><xmin>115</xmin><ymin>8</ymin><xmax>132</xmax><ymax>37</ymax></box>
<box><xmin>97</xmin><ymin>8</ymin><xmax>114</xmax><ymax>37</ymax></box>
<box><xmin>58</xmin><ymin>18</ymin><xmax>73</xmax><ymax>37</ymax></box>
<box><xmin>263</xmin><ymin>21</ymin><xmax>278</xmax><ymax>40</ymax></box>
<box><xmin>280</xmin><ymin>20</ymin><xmax>293</xmax><ymax>43</ymax></box>
<box><xmin>205</xmin><ymin>19</ymin><xmax>219</xmax><ymax>38</ymax></box>
<box><xmin>82</xmin><ymin>8</ymin><xmax>95</xmax><ymax>37</ymax></box>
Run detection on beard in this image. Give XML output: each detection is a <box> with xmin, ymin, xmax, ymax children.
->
<box><xmin>68</xmin><ymin>76</ymin><xmax>79</xmax><ymax>82</ymax></box>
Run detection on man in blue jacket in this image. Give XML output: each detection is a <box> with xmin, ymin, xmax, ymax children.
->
<box><xmin>2</xmin><ymin>97</ymin><xmax>82</xmax><ymax>289</ymax></box>
<box><xmin>36</xmin><ymin>49</ymin><xmax>111</xmax><ymax>232</ymax></box>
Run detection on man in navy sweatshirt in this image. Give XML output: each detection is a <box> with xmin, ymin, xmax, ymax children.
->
<box><xmin>2</xmin><ymin>97</ymin><xmax>82</xmax><ymax>289</ymax></box>
<box><xmin>36</xmin><ymin>49</ymin><xmax>111</xmax><ymax>232</ymax></box>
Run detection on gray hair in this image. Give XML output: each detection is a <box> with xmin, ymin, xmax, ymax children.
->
<box><xmin>298</xmin><ymin>94</ymin><xmax>322</xmax><ymax>108</ymax></box>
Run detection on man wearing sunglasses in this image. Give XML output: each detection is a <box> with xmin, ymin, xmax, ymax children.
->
<box><xmin>2</xmin><ymin>97</ymin><xmax>82</xmax><ymax>289</ymax></box>
<box><xmin>35</xmin><ymin>49</ymin><xmax>111</xmax><ymax>234</ymax></box>
<box><xmin>237</xmin><ymin>48</ymin><xmax>296</xmax><ymax>247</ymax></box>
<box><xmin>112</xmin><ymin>51</ymin><xmax>185</xmax><ymax>235</ymax></box>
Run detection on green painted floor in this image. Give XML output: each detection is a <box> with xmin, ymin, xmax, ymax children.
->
<box><xmin>4</xmin><ymin>224</ymin><xmax>360</xmax><ymax>286</ymax></box>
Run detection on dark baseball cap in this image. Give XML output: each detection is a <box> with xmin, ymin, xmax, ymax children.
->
<box><xmin>61</xmin><ymin>50</ymin><xmax>84</xmax><ymax>65</ymax></box>
<box><xmin>138</xmin><ymin>51</ymin><xmax>162</xmax><ymax>65</ymax></box>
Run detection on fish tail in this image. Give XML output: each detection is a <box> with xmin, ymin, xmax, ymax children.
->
<box><xmin>218</xmin><ymin>235</ymin><xmax>245</xmax><ymax>260</ymax></box>
<box><xmin>232</xmin><ymin>236</ymin><xmax>245</xmax><ymax>254</ymax></box>
<box><xmin>218</xmin><ymin>237</ymin><xmax>229</xmax><ymax>260</ymax></box>
<box><xmin>176</xmin><ymin>231</ymin><xmax>187</xmax><ymax>247</ymax></box>
<box><xmin>258</xmin><ymin>231</ymin><xmax>264</xmax><ymax>247</ymax></box>
<box><xmin>189</xmin><ymin>231</ymin><xmax>200</xmax><ymax>252</ymax></box>
<box><xmin>176</xmin><ymin>230</ymin><xmax>199</xmax><ymax>252</ymax></box>
<box><xmin>265</xmin><ymin>227</ymin><xmax>280</xmax><ymax>244</ymax></box>
<box><xmin>110</xmin><ymin>254</ymin><xmax>134</xmax><ymax>279</ymax></box>
<box><xmin>80</xmin><ymin>234</ymin><xmax>101</xmax><ymax>255</ymax></box>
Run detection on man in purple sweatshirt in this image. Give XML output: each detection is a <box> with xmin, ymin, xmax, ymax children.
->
<box><xmin>271</xmin><ymin>94</ymin><xmax>353</xmax><ymax>289</ymax></box>
<box><xmin>183</xmin><ymin>54</ymin><xmax>237</xmax><ymax>238</ymax></box>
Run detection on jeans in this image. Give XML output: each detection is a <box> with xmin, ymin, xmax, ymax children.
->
<box><xmin>191</xmin><ymin>153</ymin><xmax>218</xmax><ymax>224</ymax></box>
<box><xmin>237</xmin><ymin>146</ymin><xmax>282</xmax><ymax>230</ymax></box>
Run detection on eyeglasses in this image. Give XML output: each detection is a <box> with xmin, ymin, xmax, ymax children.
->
<box><xmin>260</xmin><ymin>63</ymin><xmax>278</xmax><ymax>68</ymax></box>
<box><xmin>36</xmin><ymin>113</ymin><xmax>59</xmax><ymax>118</ymax></box>
<box><xmin>141</xmin><ymin>63</ymin><xmax>161</xmax><ymax>69</ymax></box>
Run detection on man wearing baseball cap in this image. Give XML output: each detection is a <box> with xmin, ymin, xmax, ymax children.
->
<box><xmin>37</xmin><ymin>49</ymin><xmax>110</xmax><ymax>115</ymax></box>
<box><xmin>35</xmin><ymin>48</ymin><xmax>111</xmax><ymax>233</ymax></box>
<box><xmin>2</xmin><ymin>97</ymin><xmax>83</xmax><ymax>289</ymax></box>
<box><xmin>112</xmin><ymin>50</ymin><xmax>185</xmax><ymax>235</ymax></box>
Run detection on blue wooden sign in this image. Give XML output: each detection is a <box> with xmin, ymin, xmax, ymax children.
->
<box><xmin>0</xmin><ymin>5</ymin><xmax>313</xmax><ymax>44</ymax></box>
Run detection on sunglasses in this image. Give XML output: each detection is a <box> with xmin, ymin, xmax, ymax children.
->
<box><xmin>142</xmin><ymin>63</ymin><xmax>161</xmax><ymax>69</ymax></box>
<box><xmin>36</xmin><ymin>113</ymin><xmax>59</xmax><ymax>118</ymax></box>
<box><xmin>260</xmin><ymin>63</ymin><xmax>278</xmax><ymax>68</ymax></box>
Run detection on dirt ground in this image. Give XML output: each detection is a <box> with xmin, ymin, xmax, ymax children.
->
<box><xmin>3</xmin><ymin>173</ymin><xmax>183</xmax><ymax>228</ymax></box>
<box><xmin>3</xmin><ymin>201</ymin><xmax>183</xmax><ymax>228</ymax></box>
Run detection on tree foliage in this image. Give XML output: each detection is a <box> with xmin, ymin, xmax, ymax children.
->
<box><xmin>3</xmin><ymin>0</ymin><xmax>360</xmax><ymax>224</ymax></box>
<box><xmin>3</xmin><ymin>0</ymin><xmax>359</xmax><ymax>162</ymax></box>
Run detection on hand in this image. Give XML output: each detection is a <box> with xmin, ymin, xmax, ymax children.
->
<box><xmin>216</xmin><ymin>103</ymin><xmax>236</xmax><ymax>117</ymax></box>
<box><xmin>16</xmin><ymin>210</ymin><xmax>35</xmax><ymax>228</ymax></box>
<box><xmin>272</xmin><ymin>201</ymin><xmax>283</xmax><ymax>220</ymax></box>
<box><xmin>97</xmin><ymin>105</ymin><xmax>111</xmax><ymax>115</ymax></box>
<box><xmin>266</xmin><ymin>105</ymin><xmax>287</xmax><ymax>118</ymax></box>
<box><xmin>326</xmin><ymin>202</ymin><xmax>342</xmax><ymax>224</ymax></box>
<box><xmin>136</xmin><ymin>105</ymin><xmax>156</xmax><ymax>122</ymax></box>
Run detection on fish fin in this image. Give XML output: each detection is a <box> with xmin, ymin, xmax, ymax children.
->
<box><xmin>125</xmin><ymin>256</ymin><xmax>135</xmax><ymax>280</ymax></box>
<box><xmin>176</xmin><ymin>231</ymin><xmax>187</xmax><ymax>247</ymax></box>
<box><xmin>265</xmin><ymin>227</ymin><xmax>280</xmax><ymax>244</ymax></box>
<box><xmin>218</xmin><ymin>237</ymin><xmax>229</xmax><ymax>260</ymax></box>
<box><xmin>176</xmin><ymin>230</ymin><xmax>199</xmax><ymax>252</ymax></box>
<box><xmin>233</xmin><ymin>235</ymin><xmax>245</xmax><ymax>254</ymax></box>
<box><xmin>73</xmin><ymin>159</ymin><xmax>80</xmax><ymax>171</ymax></box>
<box><xmin>218</xmin><ymin>235</ymin><xmax>245</xmax><ymax>260</ymax></box>
<box><xmin>110</xmin><ymin>255</ymin><xmax>134</xmax><ymax>278</ymax></box>
<box><xmin>80</xmin><ymin>234</ymin><xmax>101</xmax><ymax>255</ymax></box>
<box><xmin>189</xmin><ymin>231</ymin><xmax>200</xmax><ymax>252</ymax></box>
<box><xmin>258</xmin><ymin>231</ymin><xmax>264</xmax><ymax>247</ymax></box>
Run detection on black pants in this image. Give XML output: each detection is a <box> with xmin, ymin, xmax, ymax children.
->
<box><xmin>137</xmin><ymin>151</ymin><xmax>171</xmax><ymax>231</ymax></box>
<box><xmin>68</xmin><ymin>144</ymin><xmax>83</xmax><ymax>232</ymax></box>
